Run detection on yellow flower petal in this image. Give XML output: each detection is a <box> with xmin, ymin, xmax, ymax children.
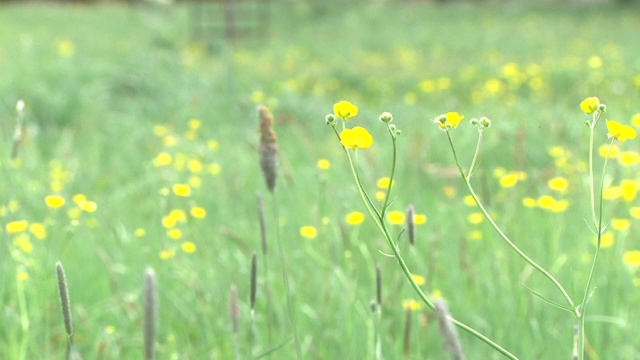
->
<box><xmin>340</xmin><ymin>126</ymin><xmax>373</xmax><ymax>150</ymax></box>
<box><xmin>607</xmin><ymin>120</ymin><xmax>637</xmax><ymax>142</ymax></box>
<box><xmin>333</xmin><ymin>101</ymin><xmax>359</xmax><ymax>120</ymax></box>
<box><xmin>580</xmin><ymin>97</ymin><xmax>600</xmax><ymax>115</ymax></box>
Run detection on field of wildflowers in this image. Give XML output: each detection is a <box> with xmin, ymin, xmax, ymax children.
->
<box><xmin>2</xmin><ymin>1</ymin><xmax>640</xmax><ymax>359</ymax></box>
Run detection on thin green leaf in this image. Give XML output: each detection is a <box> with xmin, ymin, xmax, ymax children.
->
<box><xmin>522</xmin><ymin>283</ymin><xmax>575</xmax><ymax>314</ymax></box>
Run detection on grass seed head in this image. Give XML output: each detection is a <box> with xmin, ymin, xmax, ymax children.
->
<box><xmin>55</xmin><ymin>261</ymin><xmax>74</xmax><ymax>338</ymax></box>
<box><xmin>258</xmin><ymin>105</ymin><xmax>279</xmax><ymax>193</ymax></box>
<box><xmin>143</xmin><ymin>267</ymin><xmax>157</xmax><ymax>360</ymax></box>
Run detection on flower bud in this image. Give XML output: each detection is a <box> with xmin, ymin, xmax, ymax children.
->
<box><xmin>326</xmin><ymin>114</ymin><xmax>337</xmax><ymax>125</ymax></box>
<box><xmin>379</xmin><ymin>112</ymin><xmax>393</xmax><ymax>123</ymax></box>
<box><xmin>598</xmin><ymin>104</ymin><xmax>607</xmax><ymax>113</ymax></box>
<box><xmin>479</xmin><ymin>116</ymin><xmax>491</xmax><ymax>128</ymax></box>
<box><xmin>469</xmin><ymin>118</ymin><xmax>479</xmax><ymax>126</ymax></box>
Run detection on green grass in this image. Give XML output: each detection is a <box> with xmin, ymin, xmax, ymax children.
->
<box><xmin>1</xmin><ymin>1</ymin><xmax>640</xmax><ymax>359</ymax></box>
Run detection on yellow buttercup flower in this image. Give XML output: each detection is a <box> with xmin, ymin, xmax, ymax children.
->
<box><xmin>548</xmin><ymin>177</ymin><xmax>569</xmax><ymax>192</ymax></box>
<box><xmin>190</xmin><ymin>206</ymin><xmax>207</xmax><ymax>219</ymax></box>
<box><xmin>595</xmin><ymin>232</ymin><xmax>614</xmax><ymax>248</ymax></box>
<box><xmin>172</xmin><ymin>183</ymin><xmax>191</xmax><ymax>197</ymax></box>
<box><xmin>436</xmin><ymin>112</ymin><xmax>464</xmax><ymax>129</ymax></box>
<box><xmin>580</xmin><ymin>97</ymin><xmax>600</xmax><ymax>115</ymax></box>
<box><xmin>317</xmin><ymin>159</ymin><xmax>331</xmax><ymax>170</ymax></box>
<box><xmin>606</xmin><ymin>120</ymin><xmax>636</xmax><ymax>142</ymax></box>
<box><xmin>623</xmin><ymin>251</ymin><xmax>640</xmax><ymax>266</ymax></box>
<box><xmin>345</xmin><ymin>211</ymin><xmax>365</xmax><ymax>225</ymax></box>
<box><xmin>300</xmin><ymin>225</ymin><xmax>317</xmax><ymax>239</ymax></box>
<box><xmin>333</xmin><ymin>101</ymin><xmax>359</xmax><ymax>120</ymax></box>
<box><xmin>45</xmin><ymin>195</ymin><xmax>65</xmax><ymax>208</ymax></box>
<box><xmin>6</xmin><ymin>220</ymin><xmax>28</xmax><ymax>234</ymax></box>
<box><xmin>411</xmin><ymin>274</ymin><xmax>425</xmax><ymax>286</ymax></box>
<box><xmin>376</xmin><ymin>177</ymin><xmax>393</xmax><ymax>189</ymax></box>
<box><xmin>181</xmin><ymin>241</ymin><xmax>196</xmax><ymax>253</ymax></box>
<box><xmin>387</xmin><ymin>210</ymin><xmax>405</xmax><ymax>225</ymax></box>
<box><xmin>340</xmin><ymin>127</ymin><xmax>373</xmax><ymax>150</ymax></box>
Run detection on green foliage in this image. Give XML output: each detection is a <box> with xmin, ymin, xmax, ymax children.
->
<box><xmin>1</xmin><ymin>2</ymin><xmax>640</xmax><ymax>359</ymax></box>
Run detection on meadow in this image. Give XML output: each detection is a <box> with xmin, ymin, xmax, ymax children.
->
<box><xmin>1</xmin><ymin>1</ymin><xmax>640</xmax><ymax>359</ymax></box>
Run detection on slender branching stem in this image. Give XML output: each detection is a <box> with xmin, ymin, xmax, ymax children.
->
<box><xmin>342</xmin><ymin>128</ymin><xmax>517</xmax><ymax>359</ymax></box>
<box><xmin>445</xmin><ymin>131</ymin><xmax>577</xmax><ymax>315</ymax></box>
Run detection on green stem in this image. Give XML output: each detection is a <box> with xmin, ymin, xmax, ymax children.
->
<box><xmin>446</xmin><ymin>131</ymin><xmax>577</xmax><ymax>314</ymax></box>
<box><xmin>467</xmin><ymin>131</ymin><xmax>483</xmax><ymax>179</ymax></box>
<box><xmin>271</xmin><ymin>197</ymin><xmax>302</xmax><ymax>360</ymax></box>
<box><xmin>345</xmin><ymin>130</ymin><xmax>518</xmax><ymax>359</ymax></box>
<box><xmin>379</xmin><ymin>126</ymin><xmax>398</xmax><ymax>217</ymax></box>
<box><xmin>578</xmin><ymin>138</ymin><xmax>612</xmax><ymax>360</ymax></box>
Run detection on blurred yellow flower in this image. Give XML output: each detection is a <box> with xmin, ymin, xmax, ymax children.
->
<box><xmin>402</xmin><ymin>299</ymin><xmax>422</xmax><ymax>311</ymax></box>
<box><xmin>606</xmin><ymin>120</ymin><xmax>636</xmax><ymax>142</ymax></box>
<box><xmin>376</xmin><ymin>177</ymin><xmax>393</xmax><ymax>189</ymax></box>
<box><xmin>595</xmin><ymin>232</ymin><xmax>614</xmax><ymax>248</ymax></box>
<box><xmin>548</xmin><ymin>177</ymin><xmax>569</xmax><ymax>192</ymax></box>
<box><xmin>468</xmin><ymin>230</ymin><xmax>483</xmax><ymax>240</ymax></box>
<box><xmin>340</xmin><ymin>127</ymin><xmax>373</xmax><ymax>150</ymax></box>
<box><xmin>387</xmin><ymin>211</ymin><xmax>405</xmax><ymax>225</ymax></box>
<box><xmin>345</xmin><ymin>211</ymin><xmax>365</xmax><ymax>225</ymax></box>
<box><xmin>169</xmin><ymin>209</ymin><xmax>187</xmax><ymax>223</ymax></box>
<box><xmin>442</xmin><ymin>186</ymin><xmax>455</xmax><ymax>198</ymax></box>
<box><xmin>630</xmin><ymin>207</ymin><xmax>640</xmax><ymax>219</ymax></box>
<box><xmin>468</xmin><ymin>212</ymin><xmax>483</xmax><ymax>224</ymax></box>
<box><xmin>631</xmin><ymin>113</ymin><xmax>640</xmax><ymax>127</ymax></box>
<box><xmin>611</xmin><ymin>218</ymin><xmax>630</xmax><ymax>231</ymax></box>
<box><xmin>172</xmin><ymin>184</ymin><xmax>191</xmax><ymax>197</ymax></box>
<box><xmin>580</xmin><ymin>97</ymin><xmax>600</xmax><ymax>115</ymax></box>
<box><xmin>522</xmin><ymin>197</ymin><xmax>537</xmax><ymax>208</ymax></box>
<box><xmin>375</xmin><ymin>191</ymin><xmax>386</xmax><ymax>201</ymax></box>
<box><xmin>181</xmin><ymin>241</ymin><xmax>196</xmax><ymax>253</ymax></box>
<box><xmin>153</xmin><ymin>124</ymin><xmax>169</xmax><ymax>137</ymax></box>
<box><xmin>208</xmin><ymin>139</ymin><xmax>219</xmax><ymax>151</ymax></box>
<box><xmin>162</xmin><ymin>215</ymin><xmax>177</xmax><ymax>229</ymax></box>
<box><xmin>603</xmin><ymin>186</ymin><xmax>621</xmax><ymax>200</ymax></box>
<box><xmin>207</xmin><ymin>163</ymin><xmax>221</xmax><ymax>175</ymax></box>
<box><xmin>188</xmin><ymin>118</ymin><xmax>201</xmax><ymax>130</ymax></box>
<box><xmin>618</xmin><ymin>151</ymin><xmax>640</xmax><ymax>167</ymax></box>
<box><xmin>188</xmin><ymin>159</ymin><xmax>203</xmax><ymax>173</ymax></box>
<box><xmin>190</xmin><ymin>206</ymin><xmax>207</xmax><ymax>219</ymax></box>
<box><xmin>29</xmin><ymin>223</ymin><xmax>47</xmax><ymax>240</ymax></box>
<box><xmin>56</xmin><ymin>38</ymin><xmax>75</xmax><ymax>57</ymax></box>
<box><xmin>17</xmin><ymin>271</ymin><xmax>28</xmax><ymax>282</ymax></box>
<box><xmin>621</xmin><ymin>180</ymin><xmax>637</xmax><ymax>202</ymax></box>
<box><xmin>333</xmin><ymin>100</ymin><xmax>359</xmax><ymax>120</ymax></box>
<box><xmin>45</xmin><ymin>195</ymin><xmax>65</xmax><ymax>208</ymax></box>
<box><xmin>189</xmin><ymin>176</ymin><xmax>202</xmax><ymax>188</ymax></box>
<box><xmin>414</xmin><ymin>214</ymin><xmax>427</xmax><ymax>225</ymax></box>
<box><xmin>6</xmin><ymin>220</ymin><xmax>28</xmax><ymax>234</ymax></box>
<box><xmin>153</xmin><ymin>152</ymin><xmax>172</xmax><ymax>167</ymax></box>
<box><xmin>317</xmin><ymin>159</ymin><xmax>331</xmax><ymax>170</ymax></box>
<box><xmin>598</xmin><ymin>144</ymin><xmax>619</xmax><ymax>158</ymax></box>
<box><xmin>135</xmin><ymin>228</ymin><xmax>146</xmax><ymax>238</ymax></box>
<box><xmin>300</xmin><ymin>225</ymin><xmax>317</xmax><ymax>239</ymax></box>
<box><xmin>79</xmin><ymin>200</ymin><xmax>97</xmax><ymax>213</ymax></box>
<box><xmin>499</xmin><ymin>173</ymin><xmax>519</xmax><ymax>188</ymax></box>
<box><xmin>167</xmin><ymin>228</ymin><xmax>182</xmax><ymax>239</ymax></box>
<box><xmin>623</xmin><ymin>251</ymin><xmax>640</xmax><ymax>266</ymax></box>
<box><xmin>411</xmin><ymin>274</ymin><xmax>425</xmax><ymax>286</ymax></box>
<box><xmin>463</xmin><ymin>195</ymin><xmax>477</xmax><ymax>206</ymax></box>
<box><xmin>159</xmin><ymin>248</ymin><xmax>176</xmax><ymax>260</ymax></box>
<box><xmin>587</xmin><ymin>56</ymin><xmax>603</xmax><ymax>69</ymax></box>
<box><xmin>436</xmin><ymin>112</ymin><xmax>464</xmax><ymax>129</ymax></box>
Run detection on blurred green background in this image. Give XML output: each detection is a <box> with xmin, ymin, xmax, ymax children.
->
<box><xmin>1</xmin><ymin>1</ymin><xmax>640</xmax><ymax>359</ymax></box>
